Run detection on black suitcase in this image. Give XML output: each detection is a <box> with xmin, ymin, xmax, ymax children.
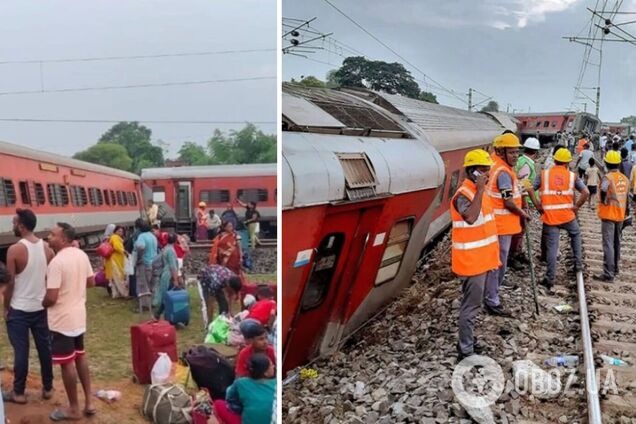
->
<box><xmin>184</xmin><ymin>345</ymin><xmax>235</xmax><ymax>400</ymax></box>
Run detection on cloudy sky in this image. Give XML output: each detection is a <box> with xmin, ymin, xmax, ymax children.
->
<box><xmin>0</xmin><ymin>0</ymin><xmax>276</xmax><ymax>158</ymax></box>
<box><xmin>283</xmin><ymin>0</ymin><xmax>635</xmax><ymax>123</ymax></box>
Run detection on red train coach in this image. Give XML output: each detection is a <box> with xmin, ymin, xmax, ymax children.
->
<box><xmin>141</xmin><ymin>164</ymin><xmax>277</xmax><ymax>237</ymax></box>
<box><xmin>0</xmin><ymin>140</ymin><xmax>142</xmax><ymax>249</ymax></box>
<box><xmin>281</xmin><ymin>84</ymin><xmax>514</xmax><ymax>372</ymax></box>
<box><xmin>515</xmin><ymin>111</ymin><xmax>601</xmax><ymax>142</ymax></box>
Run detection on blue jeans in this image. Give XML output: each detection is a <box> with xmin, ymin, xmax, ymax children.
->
<box><xmin>6</xmin><ymin>308</ymin><xmax>53</xmax><ymax>394</ymax></box>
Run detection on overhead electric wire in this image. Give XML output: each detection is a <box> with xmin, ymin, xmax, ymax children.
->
<box><xmin>0</xmin><ymin>75</ymin><xmax>276</xmax><ymax>96</ymax></box>
<box><xmin>0</xmin><ymin>118</ymin><xmax>275</xmax><ymax>124</ymax></box>
<box><xmin>0</xmin><ymin>48</ymin><xmax>275</xmax><ymax>66</ymax></box>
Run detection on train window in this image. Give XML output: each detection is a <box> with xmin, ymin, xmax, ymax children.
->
<box><xmin>0</xmin><ymin>179</ymin><xmax>17</xmax><ymax>207</ymax></box>
<box><xmin>374</xmin><ymin>219</ymin><xmax>414</xmax><ymax>286</ymax></box>
<box><xmin>152</xmin><ymin>187</ymin><xmax>165</xmax><ymax>203</ymax></box>
<box><xmin>543</xmin><ymin>121</ymin><xmax>549</xmax><ymax>128</ymax></box>
<box><xmin>551</xmin><ymin>121</ymin><xmax>557</xmax><ymax>127</ymax></box>
<box><xmin>301</xmin><ymin>233</ymin><xmax>345</xmax><ymax>312</ymax></box>
<box><xmin>236</xmin><ymin>189</ymin><xmax>267</xmax><ymax>203</ymax></box>
<box><xmin>110</xmin><ymin>190</ymin><xmax>116</xmax><ymax>205</ymax></box>
<box><xmin>433</xmin><ymin>173</ymin><xmax>448</xmax><ymax>208</ymax></box>
<box><xmin>18</xmin><ymin>181</ymin><xmax>31</xmax><ymax>205</ymax></box>
<box><xmin>522</xmin><ymin>121</ymin><xmax>527</xmax><ymax>127</ymax></box>
<box><xmin>80</xmin><ymin>187</ymin><xmax>88</xmax><ymax>206</ymax></box>
<box><xmin>88</xmin><ymin>188</ymin><xmax>97</xmax><ymax>206</ymax></box>
<box><xmin>47</xmin><ymin>184</ymin><xmax>68</xmax><ymax>206</ymax></box>
<box><xmin>69</xmin><ymin>186</ymin><xmax>88</xmax><ymax>207</ymax></box>
<box><xmin>121</xmin><ymin>191</ymin><xmax>128</xmax><ymax>206</ymax></box>
<box><xmin>448</xmin><ymin>170</ymin><xmax>460</xmax><ymax>198</ymax></box>
<box><xmin>131</xmin><ymin>192</ymin><xmax>137</xmax><ymax>206</ymax></box>
<box><xmin>338</xmin><ymin>152</ymin><xmax>377</xmax><ymax>200</ymax></box>
<box><xmin>200</xmin><ymin>189</ymin><xmax>230</xmax><ymax>203</ymax></box>
<box><xmin>116</xmin><ymin>191</ymin><xmax>124</xmax><ymax>206</ymax></box>
<box><xmin>535</xmin><ymin>122</ymin><xmax>541</xmax><ymax>127</ymax></box>
<box><xmin>34</xmin><ymin>183</ymin><xmax>46</xmax><ymax>205</ymax></box>
<box><xmin>103</xmin><ymin>189</ymin><xmax>110</xmax><ymax>205</ymax></box>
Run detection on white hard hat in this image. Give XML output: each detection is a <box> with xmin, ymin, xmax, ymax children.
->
<box><xmin>523</xmin><ymin>137</ymin><xmax>540</xmax><ymax>150</ymax></box>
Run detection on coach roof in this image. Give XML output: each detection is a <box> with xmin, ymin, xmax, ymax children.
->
<box><xmin>141</xmin><ymin>163</ymin><xmax>276</xmax><ymax>180</ymax></box>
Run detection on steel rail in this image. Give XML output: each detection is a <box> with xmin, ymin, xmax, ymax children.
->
<box><xmin>576</xmin><ymin>270</ymin><xmax>602</xmax><ymax>423</ymax></box>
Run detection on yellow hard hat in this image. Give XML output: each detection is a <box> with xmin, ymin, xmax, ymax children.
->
<box><xmin>553</xmin><ymin>148</ymin><xmax>572</xmax><ymax>163</ymax></box>
<box><xmin>493</xmin><ymin>133</ymin><xmax>522</xmax><ymax>148</ymax></box>
<box><xmin>198</xmin><ymin>201</ymin><xmax>207</xmax><ymax>207</ymax></box>
<box><xmin>605</xmin><ymin>150</ymin><xmax>621</xmax><ymax>165</ymax></box>
<box><xmin>463</xmin><ymin>149</ymin><xmax>494</xmax><ymax>167</ymax></box>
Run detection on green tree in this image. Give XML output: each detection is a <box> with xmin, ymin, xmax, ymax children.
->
<box><xmin>332</xmin><ymin>56</ymin><xmax>420</xmax><ymax>98</ymax></box>
<box><xmin>326</xmin><ymin>69</ymin><xmax>340</xmax><ymax>88</ymax></box>
<box><xmin>207</xmin><ymin>124</ymin><xmax>276</xmax><ymax>164</ymax></box>
<box><xmin>480</xmin><ymin>101</ymin><xmax>499</xmax><ymax>112</ymax></box>
<box><xmin>620</xmin><ymin>115</ymin><xmax>636</xmax><ymax>126</ymax></box>
<box><xmin>98</xmin><ymin>122</ymin><xmax>164</xmax><ymax>173</ymax></box>
<box><xmin>73</xmin><ymin>143</ymin><xmax>133</xmax><ymax>171</ymax></box>
<box><xmin>178</xmin><ymin>142</ymin><xmax>212</xmax><ymax>165</ymax></box>
<box><xmin>418</xmin><ymin>91</ymin><xmax>438</xmax><ymax>104</ymax></box>
<box><xmin>298</xmin><ymin>75</ymin><xmax>326</xmax><ymax>88</ymax></box>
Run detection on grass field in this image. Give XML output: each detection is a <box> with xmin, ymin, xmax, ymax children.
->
<box><xmin>0</xmin><ymin>272</ymin><xmax>276</xmax><ymax>382</ymax></box>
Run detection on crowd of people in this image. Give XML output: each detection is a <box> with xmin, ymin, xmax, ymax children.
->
<box><xmin>452</xmin><ymin>131</ymin><xmax>633</xmax><ymax>360</ymax></box>
<box><xmin>188</xmin><ymin>199</ymin><xmax>262</xmax><ymax>249</ymax></box>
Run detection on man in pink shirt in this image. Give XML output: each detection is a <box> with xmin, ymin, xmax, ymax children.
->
<box><xmin>43</xmin><ymin>223</ymin><xmax>95</xmax><ymax>421</ymax></box>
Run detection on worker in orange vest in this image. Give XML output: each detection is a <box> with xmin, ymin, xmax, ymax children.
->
<box><xmin>534</xmin><ymin>148</ymin><xmax>589</xmax><ymax>291</ymax></box>
<box><xmin>484</xmin><ymin>133</ymin><xmax>530</xmax><ymax>316</ymax></box>
<box><xmin>451</xmin><ymin>149</ymin><xmax>500</xmax><ymax>359</ymax></box>
<box><xmin>576</xmin><ymin>133</ymin><xmax>588</xmax><ymax>155</ymax></box>
<box><xmin>594</xmin><ymin>151</ymin><xmax>629</xmax><ymax>282</ymax></box>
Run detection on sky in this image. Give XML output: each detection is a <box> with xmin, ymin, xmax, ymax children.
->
<box><xmin>283</xmin><ymin>0</ymin><xmax>636</xmax><ymax>123</ymax></box>
<box><xmin>0</xmin><ymin>0</ymin><xmax>276</xmax><ymax>158</ymax></box>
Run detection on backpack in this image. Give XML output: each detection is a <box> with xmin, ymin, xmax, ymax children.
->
<box><xmin>141</xmin><ymin>383</ymin><xmax>192</xmax><ymax>424</ymax></box>
<box><xmin>184</xmin><ymin>345</ymin><xmax>235</xmax><ymax>400</ymax></box>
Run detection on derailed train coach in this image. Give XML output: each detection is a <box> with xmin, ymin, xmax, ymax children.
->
<box><xmin>281</xmin><ymin>83</ymin><xmax>515</xmax><ymax>372</ymax></box>
<box><xmin>0</xmin><ymin>140</ymin><xmax>142</xmax><ymax>251</ymax></box>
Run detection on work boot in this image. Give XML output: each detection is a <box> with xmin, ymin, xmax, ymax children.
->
<box><xmin>512</xmin><ymin>253</ymin><xmax>531</xmax><ymax>265</ymax></box>
<box><xmin>593</xmin><ymin>273</ymin><xmax>614</xmax><ymax>283</ymax></box>
<box><xmin>507</xmin><ymin>258</ymin><xmax>524</xmax><ymax>271</ymax></box>
<box><xmin>484</xmin><ymin>304</ymin><xmax>512</xmax><ymax>317</ymax></box>
<box><xmin>500</xmin><ymin>279</ymin><xmax>519</xmax><ymax>290</ymax></box>
<box><xmin>539</xmin><ymin>277</ymin><xmax>554</xmax><ymax>293</ymax></box>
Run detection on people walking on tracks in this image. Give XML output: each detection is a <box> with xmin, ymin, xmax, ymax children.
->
<box><xmin>196</xmin><ymin>202</ymin><xmax>209</xmax><ymax>241</ymax></box>
<box><xmin>575</xmin><ymin>143</ymin><xmax>595</xmax><ymax>179</ymax></box>
<box><xmin>3</xmin><ymin>209</ymin><xmax>54</xmax><ymax>404</ymax></box>
<box><xmin>43</xmin><ymin>223</ymin><xmax>96</xmax><ymax>421</ymax></box>
<box><xmin>486</xmin><ymin>133</ymin><xmax>529</xmax><ymax>308</ymax></box>
<box><xmin>451</xmin><ymin>149</ymin><xmax>501</xmax><ymax>359</ymax></box>
<box><xmin>509</xmin><ymin>137</ymin><xmax>541</xmax><ymax>269</ymax></box>
<box><xmin>586</xmin><ymin>158</ymin><xmax>600</xmax><ymax>209</ymax></box>
<box><xmin>594</xmin><ymin>151</ymin><xmax>629</xmax><ymax>282</ymax></box>
<box><xmin>535</xmin><ymin>148</ymin><xmax>588</xmax><ymax>291</ymax></box>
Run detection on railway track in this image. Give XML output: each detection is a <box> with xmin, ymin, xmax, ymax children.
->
<box><xmin>577</xmin><ymin>206</ymin><xmax>636</xmax><ymax>421</ymax></box>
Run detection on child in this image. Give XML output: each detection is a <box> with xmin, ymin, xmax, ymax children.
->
<box><xmin>214</xmin><ymin>353</ymin><xmax>276</xmax><ymax>424</ymax></box>
<box><xmin>585</xmin><ymin>157</ymin><xmax>600</xmax><ymax>209</ymax></box>
<box><xmin>235</xmin><ymin>322</ymin><xmax>275</xmax><ymax>378</ymax></box>
<box><xmin>246</xmin><ymin>286</ymin><xmax>276</xmax><ymax>329</ymax></box>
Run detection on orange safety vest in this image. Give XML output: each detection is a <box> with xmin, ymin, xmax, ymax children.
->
<box><xmin>539</xmin><ymin>165</ymin><xmax>576</xmax><ymax>226</ymax></box>
<box><xmin>450</xmin><ymin>179</ymin><xmax>501</xmax><ymax>277</ymax></box>
<box><xmin>487</xmin><ymin>155</ymin><xmax>523</xmax><ymax>235</ymax></box>
<box><xmin>598</xmin><ymin>171</ymin><xmax>629</xmax><ymax>222</ymax></box>
<box><xmin>576</xmin><ymin>138</ymin><xmax>587</xmax><ymax>155</ymax></box>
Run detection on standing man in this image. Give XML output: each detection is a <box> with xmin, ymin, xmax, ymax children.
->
<box><xmin>509</xmin><ymin>137</ymin><xmax>541</xmax><ymax>268</ymax></box>
<box><xmin>485</xmin><ymin>133</ymin><xmax>529</xmax><ymax>314</ymax></box>
<box><xmin>135</xmin><ymin>222</ymin><xmax>158</xmax><ymax>312</ymax></box>
<box><xmin>146</xmin><ymin>200</ymin><xmax>159</xmax><ymax>227</ymax></box>
<box><xmin>239</xmin><ymin>200</ymin><xmax>261</xmax><ymax>249</ymax></box>
<box><xmin>43</xmin><ymin>223</ymin><xmax>95</xmax><ymax>421</ymax></box>
<box><xmin>451</xmin><ymin>150</ymin><xmax>500</xmax><ymax>360</ymax></box>
<box><xmin>535</xmin><ymin>149</ymin><xmax>588</xmax><ymax>291</ymax></box>
<box><xmin>207</xmin><ymin>209</ymin><xmax>222</xmax><ymax>240</ymax></box>
<box><xmin>3</xmin><ymin>209</ymin><xmax>54</xmax><ymax>404</ymax></box>
<box><xmin>600</xmin><ymin>132</ymin><xmax>608</xmax><ymax>153</ymax></box>
<box><xmin>594</xmin><ymin>151</ymin><xmax>629</xmax><ymax>282</ymax></box>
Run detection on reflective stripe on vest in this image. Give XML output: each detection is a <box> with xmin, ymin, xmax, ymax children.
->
<box><xmin>487</xmin><ymin>156</ymin><xmax>523</xmax><ymax>235</ymax></box>
<box><xmin>450</xmin><ymin>180</ymin><xmax>501</xmax><ymax>276</ymax></box>
<box><xmin>540</xmin><ymin>166</ymin><xmax>576</xmax><ymax>226</ymax></box>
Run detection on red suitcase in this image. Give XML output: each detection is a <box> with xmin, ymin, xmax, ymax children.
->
<box><xmin>130</xmin><ymin>320</ymin><xmax>178</xmax><ymax>384</ymax></box>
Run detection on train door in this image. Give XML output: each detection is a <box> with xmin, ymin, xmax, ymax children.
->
<box><xmin>283</xmin><ymin>205</ymin><xmax>382</xmax><ymax>369</ymax></box>
<box><xmin>175</xmin><ymin>181</ymin><xmax>192</xmax><ymax>222</ymax></box>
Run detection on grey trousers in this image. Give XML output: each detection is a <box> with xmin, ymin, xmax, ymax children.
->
<box><xmin>602</xmin><ymin>220</ymin><xmax>622</xmax><ymax>279</ymax></box>
<box><xmin>484</xmin><ymin>234</ymin><xmax>512</xmax><ymax>307</ymax></box>
<box><xmin>543</xmin><ymin>219</ymin><xmax>582</xmax><ymax>282</ymax></box>
<box><xmin>135</xmin><ymin>263</ymin><xmax>153</xmax><ymax>310</ymax></box>
<box><xmin>458</xmin><ymin>272</ymin><xmax>487</xmax><ymax>355</ymax></box>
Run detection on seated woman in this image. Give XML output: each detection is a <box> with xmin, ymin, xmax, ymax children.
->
<box><xmin>213</xmin><ymin>353</ymin><xmax>276</xmax><ymax>424</ymax></box>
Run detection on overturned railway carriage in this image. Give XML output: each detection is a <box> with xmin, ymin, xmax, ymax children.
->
<box><xmin>0</xmin><ymin>140</ymin><xmax>142</xmax><ymax>249</ymax></box>
<box><xmin>281</xmin><ymin>84</ymin><xmax>515</xmax><ymax>371</ymax></box>
<box><xmin>515</xmin><ymin>111</ymin><xmax>601</xmax><ymax>142</ymax></box>
<box><xmin>141</xmin><ymin>164</ymin><xmax>277</xmax><ymax>237</ymax></box>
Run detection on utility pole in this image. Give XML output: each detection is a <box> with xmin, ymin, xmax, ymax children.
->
<box><xmin>467</xmin><ymin>88</ymin><xmax>472</xmax><ymax>111</ymax></box>
<box><xmin>595</xmin><ymin>86</ymin><xmax>600</xmax><ymax>117</ymax></box>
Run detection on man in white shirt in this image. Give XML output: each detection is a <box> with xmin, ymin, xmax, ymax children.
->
<box><xmin>3</xmin><ymin>209</ymin><xmax>54</xmax><ymax>404</ymax></box>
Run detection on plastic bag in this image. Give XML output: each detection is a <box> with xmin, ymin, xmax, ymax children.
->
<box><xmin>124</xmin><ymin>256</ymin><xmax>135</xmax><ymax>276</ymax></box>
<box><xmin>204</xmin><ymin>315</ymin><xmax>230</xmax><ymax>344</ymax></box>
<box><xmin>151</xmin><ymin>352</ymin><xmax>173</xmax><ymax>385</ymax></box>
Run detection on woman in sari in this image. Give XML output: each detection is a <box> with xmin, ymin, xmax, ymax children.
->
<box><xmin>105</xmin><ymin>225</ymin><xmax>129</xmax><ymax>298</ymax></box>
<box><xmin>209</xmin><ymin>221</ymin><xmax>243</xmax><ymax>275</ymax></box>
<box><xmin>196</xmin><ymin>202</ymin><xmax>209</xmax><ymax>241</ymax></box>
<box><xmin>153</xmin><ymin>233</ymin><xmax>181</xmax><ymax>320</ymax></box>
